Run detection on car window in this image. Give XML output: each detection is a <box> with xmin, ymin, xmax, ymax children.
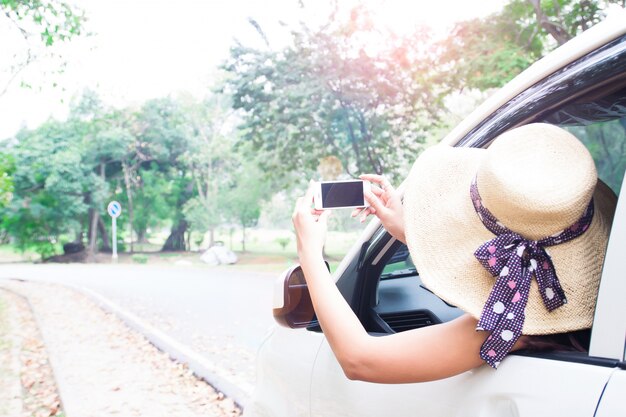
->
<box><xmin>541</xmin><ymin>87</ymin><xmax>626</xmax><ymax>194</ymax></box>
<box><xmin>370</xmin><ymin>38</ymin><xmax>626</xmax><ymax>353</ymax></box>
<box><xmin>457</xmin><ymin>34</ymin><xmax>626</xmax><ymax>150</ymax></box>
<box><xmin>379</xmin><ymin>245</ymin><xmax>415</xmax><ymax>280</ymax></box>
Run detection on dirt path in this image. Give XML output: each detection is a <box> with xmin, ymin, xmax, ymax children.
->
<box><xmin>0</xmin><ymin>280</ymin><xmax>241</xmax><ymax>417</ymax></box>
<box><xmin>0</xmin><ymin>287</ymin><xmax>63</xmax><ymax>417</ymax></box>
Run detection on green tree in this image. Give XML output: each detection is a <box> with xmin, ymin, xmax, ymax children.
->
<box><xmin>222</xmin><ymin>158</ymin><xmax>270</xmax><ymax>252</ymax></box>
<box><xmin>223</xmin><ymin>4</ymin><xmax>439</xmax><ymax>184</ymax></box>
<box><xmin>1</xmin><ymin>120</ymin><xmax>89</xmax><ymax>258</ymax></box>
<box><xmin>180</xmin><ymin>93</ymin><xmax>237</xmax><ymax>247</ymax></box>
<box><xmin>0</xmin><ymin>152</ymin><xmax>14</xmax><ymax>209</ymax></box>
<box><xmin>132</xmin><ymin>166</ymin><xmax>171</xmax><ymax>243</ymax></box>
<box><xmin>438</xmin><ymin>0</ymin><xmax>625</xmax><ymax>91</ymax></box>
<box><xmin>129</xmin><ymin>98</ymin><xmax>194</xmax><ymax>252</ymax></box>
<box><xmin>68</xmin><ymin>90</ymin><xmax>126</xmax><ymax>255</ymax></box>
<box><xmin>1</xmin><ymin>0</ymin><xmax>86</xmax><ymax>96</ymax></box>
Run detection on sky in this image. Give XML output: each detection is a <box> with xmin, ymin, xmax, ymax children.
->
<box><xmin>0</xmin><ymin>0</ymin><xmax>505</xmax><ymax>139</ymax></box>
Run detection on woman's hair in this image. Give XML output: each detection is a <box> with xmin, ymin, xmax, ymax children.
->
<box><xmin>521</xmin><ymin>329</ymin><xmax>591</xmax><ymax>353</ymax></box>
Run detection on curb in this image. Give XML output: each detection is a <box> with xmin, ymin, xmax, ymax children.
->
<box><xmin>0</xmin><ymin>283</ymin><xmax>71</xmax><ymax>416</ymax></box>
<box><xmin>77</xmin><ymin>285</ymin><xmax>252</xmax><ymax>409</ymax></box>
<box><xmin>7</xmin><ymin>278</ymin><xmax>251</xmax><ymax>411</ymax></box>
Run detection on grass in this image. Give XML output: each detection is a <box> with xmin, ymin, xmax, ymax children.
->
<box><xmin>0</xmin><ymin>227</ymin><xmax>365</xmax><ymax>273</ymax></box>
<box><xmin>0</xmin><ymin>245</ymin><xmax>39</xmax><ymax>263</ymax></box>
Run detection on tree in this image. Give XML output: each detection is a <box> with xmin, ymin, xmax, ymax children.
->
<box><xmin>180</xmin><ymin>93</ymin><xmax>238</xmax><ymax>247</ymax></box>
<box><xmin>130</xmin><ymin>98</ymin><xmax>194</xmax><ymax>252</ymax></box>
<box><xmin>0</xmin><ymin>152</ymin><xmax>14</xmax><ymax>209</ymax></box>
<box><xmin>1</xmin><ymin>0</ymin><xmax>86</xmax><ymax>96</ymax></box>
<box><xmin>437</xmin><ymin>0</ymin><xmax>625</xmax><ymax>91</ymax></box>
<box><xmin>132</xmin><ymin>166</ymin><xmax>171</xmax><ymax>243</ymax></box>
<box><xmin>69</xmin><ymin>90</ymin><xmax>125</xmax><ymax>255</ymax></box>
<box><xmin>223</xmin><ymin>4</ymin><xmax>439</xmax><ymax>184</ymax></box>
<box><xmin>1</xmin><ymin>120</ymin><xmax>89</xmax><ymax>258</ymax></box>
<box><xmin>222</xmin><ymin>157</ymin><xmax>270</xmax><ymax>252</ymax></box>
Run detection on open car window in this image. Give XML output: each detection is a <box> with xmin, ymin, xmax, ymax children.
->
<box><xmin>366</xmin><ymin>38</ymin><xmax>626</xmax><ymax>365</ymax></box>
<box><xmin>545</xmin><ymin>103</ymin><xmax>626</xmax><ymax>195</ymax></box>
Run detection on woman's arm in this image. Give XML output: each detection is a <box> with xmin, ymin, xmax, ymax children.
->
<box><xmin>293</xmin><ymin>182</ymin><xmax>490</xmax><ymax>383</ymax></box>
<box><xmin>299</xmin><ymin>249</ymin><xmax>489</xmax><ymax>382</ymax></box>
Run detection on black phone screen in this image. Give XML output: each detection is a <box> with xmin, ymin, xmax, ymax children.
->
<box><xmin>321</xmin><ymin>181</ymin><xmax>364</xmax><ymax>208</ymax></box>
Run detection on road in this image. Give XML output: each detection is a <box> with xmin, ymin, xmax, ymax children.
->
<box><xmin>0</xmin><ymin>263</ymin><xmax>280</xmax><ymax>400</ymax></box>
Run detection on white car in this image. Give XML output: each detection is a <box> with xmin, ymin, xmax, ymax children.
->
<box><xmin>247</xmin><ymin>10</ymin><xmax>626</xmax><ymax>417</ymax></box>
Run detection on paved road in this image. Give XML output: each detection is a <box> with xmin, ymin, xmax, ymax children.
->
<box><xmin>0</xmin><ymin>263</ymin><xmax>280</xmax><ymax>400</ymax></box>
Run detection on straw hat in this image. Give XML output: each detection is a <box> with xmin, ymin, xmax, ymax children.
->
<box><xmin>404</xmin><ymin>123</ymin><xmax>616</xmax><ymax>335</ymax></box>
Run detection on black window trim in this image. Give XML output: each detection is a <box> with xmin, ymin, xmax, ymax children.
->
<box><xmin>456</xmin><ymin>33</ymin><xmax>626</xmax><ymax>150</ymax></box>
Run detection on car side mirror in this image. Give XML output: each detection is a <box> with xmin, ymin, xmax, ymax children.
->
<box><xmin>272</xmin><ymin>262</ymin><xmax>329</xmax><ymax>328</ymax></box>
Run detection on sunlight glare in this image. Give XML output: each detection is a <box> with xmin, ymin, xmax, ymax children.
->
<box><xmin>366</xmin><ymin>0</ymin><xmax>505</xmax><ymax>35</ymax></box>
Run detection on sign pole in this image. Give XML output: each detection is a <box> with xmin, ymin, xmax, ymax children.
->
<box><xmin>107</xmin><ymin>201</ymin><xmax>122</xmax><ymax>263</ymax></box>
<box><xmin>112</xmin><ymin>216</ymin><xmax>118</xmax><ymax>261</ymax></box>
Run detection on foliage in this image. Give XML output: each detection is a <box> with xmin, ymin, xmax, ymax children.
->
<box><xmin>132</xmin><ymin>166</ymin><xmax>171</xmax><ymax>242</ymax></box>
<box><xmin>567</xmin><ymin>120</ymin><xmax>626</xmax><ymax>194</ymax></box>
<box><xmin>0</xmin><ymin>91</ymin><xmax>207</xmax><ymax>256</ymax></box>
<box><xmin>223</xmin><ymin>5</ymin><xmax>440</xmax><ymax>184</ymax></box>
<box><xmin>179</xmin><ymin>93</ymin><xmax>238</xmax><ymax>245</ymax></box>
<box><xmin>131</xmin><ymin>253</ymin><xmax>148</xmax><ymax>264</ymax></box>
<box><xmin>182</xmin><ymin>197</ymin><xmax>215</xmax><ymax>236</ymax></box>
<box><xmin>0</xmin><ymin>152</ymin><xmax>14</xmax><ymax>207</ymax></box>
<box><xmin>221</xmin><ymin>156</ymin><xmax>272</xmax><ymax>252</ymax></box>
<box><xmin>0</xmin><ymin>0</ymin><xmax>86</xmax><ymax>95</ymax></box>
<box><xmin>1</xmin><ymin>120</ymin><xmax>89</xmax><ymax>257</ymax></box>
<box><xmin>437</xmin><ymin>0</ymin><xmax>625</xmax><ymax>90</ymax></box>
<box><xmin>1</xmin><ymin>0</ymin><xmax>84</xmax><ymax>45</ymax></box>
<box><xmin>2</xmin><ymin>0</ymin><xmax>623</xmax><ymax>258</ymax></box>
<box><xmin>131</xmin><ymin>98</ymin><xmax>195</xmax><ymax>251</ymax></box>
<box><xmin>275</xmin><ymin>236</ymin><xmax>291</xmax><ymax>251</ymax></box>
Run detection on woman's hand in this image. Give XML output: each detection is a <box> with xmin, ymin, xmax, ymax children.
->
<box><xmin>292</xmin><ymin>181</ymin><xmax>330</xmax><ymax>261</ymax></box>
<box><xmin>352</xmin><ymin>174</ymin><xmax>406</xmax><ymax>244</ymax></box>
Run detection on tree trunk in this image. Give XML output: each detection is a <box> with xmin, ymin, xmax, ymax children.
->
<box><xmin>241</xmin><ymin>224</ymin><xmax>247</xmax><ymax>253</ymax></box>
<box><xmin>209</xmin><ymin>228</ymin><xmax>215</xmax><ymax>247</ymax></box>
<box><xmin>161</xmin><ymin>219</ymin><xmax>188</xmax><ymax>251</ymax></box>
<box><xmin>98</xmin><ymin>216</ymin><xmax>111</xmax><ymax>252</ymax></box>
<box><xmin>136</xmin><ymin>229</ymin><xmax>149</xmax><ymax>244</ymax></box>
<box><xmin>526</xmin><ymin>0</ymin><xmax>572</xmax><ymax>46</ymax></box>
<box><xmin>122</xmin><ymin>162</ymin><xmax>135</xmax><ymax>253</ymax></box>
<box><xmin>88</xmin><ymin>208</ymin><xmax>99</xmax><ymax>255</ymax></box>
<box><xmin>88</xmin><ymin>162</ymin><xmax>107</xmax><ymax>255</ymax></box>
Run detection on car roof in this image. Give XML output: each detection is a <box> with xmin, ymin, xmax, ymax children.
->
<box><xmin>440</xmin><ymin>7</ymin><xmax>626</xmax><ymax>147</ymax></box>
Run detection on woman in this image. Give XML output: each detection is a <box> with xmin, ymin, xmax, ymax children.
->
<box><xmin>291</xmin><ymin>123</ymin><xmax>616</xmax><ymax>383</ymax></box>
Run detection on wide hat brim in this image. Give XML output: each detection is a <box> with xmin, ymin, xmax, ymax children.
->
<box><xmin>404</xmin><ymin>144</ymin><xmax>616</xmax><ymax>335</ymax></box>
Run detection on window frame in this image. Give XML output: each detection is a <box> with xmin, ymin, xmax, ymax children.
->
<box><xmin>344</xmin><ymin>33</ymin><xmax>626</xmax><ymax>364</ymax></box>
<box><xmin>452</xmin><ymin>35</ymin><xmax>626</xmax><ymax>362</ymax></box>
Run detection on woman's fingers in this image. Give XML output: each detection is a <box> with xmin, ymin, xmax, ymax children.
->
<box><xmin>369</xmin><ymin>184</ymin><xmax>384</xmax><ymax>197</ymax></box>
<box><xmin>364</xmin><ymin>190</ymin><xmax>388</xmax><ymax>217</ymax></box>
<box><xmin>360</xmin><ymin>174</ymin><xmax>395</xmax><ymax>192</ymax></box>
<box><xmin>359</xmin><ymin>173</ymin><xmax>384</xmax><ymax>183</ymax></box>
<box><xmin>350</xmin><ymin>207</ymin><xmax>363</xmax><ymax>217</ymax></box>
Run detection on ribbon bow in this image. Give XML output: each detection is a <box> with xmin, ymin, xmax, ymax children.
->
<box><xmin>470</xmin><ymin>178</ymin><xmax>594</xmax><ymax>368</ymax></box>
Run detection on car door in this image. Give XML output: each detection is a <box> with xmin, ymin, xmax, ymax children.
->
<box><xmin>310</xmin><ymin>29</ymin><xmax>626</xmax><ymax>417</ymax></box>
<box><xmin>310</xmin><ymin>346</ymin><xmax>614</xmax><ymax>417</ymax></box>
<box><xmin>311</xmin><ymin>169</ymin><xmax>625</xmax><ymax>417</ymax></box>
<box><xmin>595</xmin><ymin>369</ymin><xmax>626</xmax><ymax>416</ymax></box>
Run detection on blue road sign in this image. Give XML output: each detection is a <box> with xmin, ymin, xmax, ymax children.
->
<box><xmin>107</xmin><ymin>201</ymin><xmax>122</xmax><ymax>218</ymax></box>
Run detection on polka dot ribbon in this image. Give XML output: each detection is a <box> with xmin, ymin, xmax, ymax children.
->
<box><xmin>470</xmin><ymin>177</ymin><xmax>594</xmax><ymax>368</ymax></box>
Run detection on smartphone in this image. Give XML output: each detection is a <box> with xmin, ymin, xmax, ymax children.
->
<box><xmin>313</xmin><ymin>180</ymin><xmax>371</xmax><ymax>210</ymax></box>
